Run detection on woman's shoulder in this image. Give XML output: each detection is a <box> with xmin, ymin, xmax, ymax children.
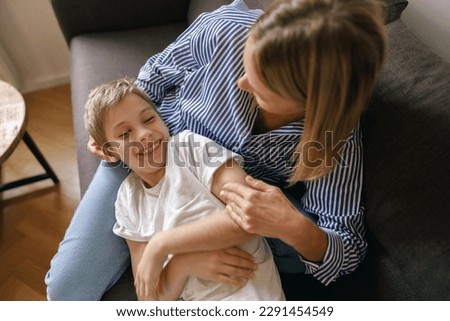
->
<box><xmin>188</xmin><ymin>1</ymin><xmax>262</xmax><ymax>50</ymax></box>
<box><xmin>195</xmin><ymin>1</ymin><xmax>262</xmax><ymax>29</ymax></box>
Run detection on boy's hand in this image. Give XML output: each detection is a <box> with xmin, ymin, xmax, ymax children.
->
<box><xmin>87</xmin><ymin>136</ymin><xmax>118</xmax><ymax>162</ymax></box>
<box><xmin>134</xmin><ymin>240</ymin><xmax>167</xmax><ymax>300</ymax></box>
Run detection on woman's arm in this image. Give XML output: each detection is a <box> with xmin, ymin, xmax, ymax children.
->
<box><xmin>221</xmin><ymin>128</ymin><xmax>367</xmax><ymax>285</ymax></box>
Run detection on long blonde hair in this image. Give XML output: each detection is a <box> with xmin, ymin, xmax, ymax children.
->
<box><xmin>250</xmin><ymin>0</ymin><xmax>387</xmax><ymax>182</ymax></box>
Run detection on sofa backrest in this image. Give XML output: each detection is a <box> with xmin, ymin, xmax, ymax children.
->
<box><xmin>52</xmin><ymin>0</ymin><xmax>191</xmax><ymax>45</ymax></box>
<box><xmin>188</xmin><ymin>0</ymin><xmax>409</xmax><ymax>25</ymax></box>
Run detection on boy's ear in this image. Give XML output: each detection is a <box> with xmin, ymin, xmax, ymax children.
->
<box><xmin>102</xmin><ymin>142</ymin><xmax>121</xmax><ymax>163</ymax></box>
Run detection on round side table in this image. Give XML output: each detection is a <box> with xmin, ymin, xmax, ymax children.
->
<box><xmin>0</xmin><ymin>80</ymin><xmax>58</xmax><ymax>192</ymax></box>
<box><xmin>0</xmin><ymin>80</ymin><xmax>26</xmax><ymax>163</ymax></box>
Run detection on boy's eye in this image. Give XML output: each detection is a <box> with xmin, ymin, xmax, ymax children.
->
<box><xmin>118</xmin><ymin>130</ymin><xmax>130</xmax><ymax>138</ymax></box>
<box><xmin>144</xmin><ymin>116</ymin><xmax>154</xmax><ymax>123</ymax></box>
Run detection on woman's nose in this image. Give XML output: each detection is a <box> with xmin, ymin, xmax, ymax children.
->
<box><xmin>237</xmin><ymin>74</ymin><xmax>252</xmax><ymax>94</ymax></box>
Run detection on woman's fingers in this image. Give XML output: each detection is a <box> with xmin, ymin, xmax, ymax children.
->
<box><xmin>222</xmin><ymin>176</ymin><xmax>297</xmax><ymax>238</ymax></box>
<box><xmin>225</xmin><ymin>204</ymin><xmax>248</xmax><ymax>230</ymax></box>
<box><xmin>223</xmin><ymin>246</ymin><xmax>254</xmax><ymax>261</ymax></box>
<box><xmin>220</xmin><ymin>176</ymin><xmax>269</xmax><ymax>212</ymax></box>
<box><xmin>183</xmin><ymin>247</ymin><xmax>257</xmax><ymax>286</ymax></box>
<box><xmin>222</xmin><ymin>248</ymin><xmax>257</xmax><ymax>270</ymax></box>
<box><xmin>245</xmin><ymin>175</ymin><xmax>272</xmax><ymax>190</ymax></box>
<box><xmin>216</xmin><ymin>273</ymin><xmax>248</xmax><ymax>287</ymax></box>
<box><xmin>212</xmin><ymin>248</ymin><xmax>256</xmax><ymax>286</ymax></box>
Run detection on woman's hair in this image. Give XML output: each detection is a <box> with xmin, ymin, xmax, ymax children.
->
<box><xmin>84</xmin><ymin>77</ymin><xmax>157</xmax><ymax>147</ymax></box>
<box><xmin>250</xmin><ymin>0</ymin><xmax>387</xmax><ymax>182</ymax></box>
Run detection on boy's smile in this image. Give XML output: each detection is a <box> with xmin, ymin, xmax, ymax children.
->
<box><xmin>104</xmin><ymin>93</ymin><xmax>169</xmax><ymax>187</ymax></box>
<box><xmin>138</xmin><ymin>139</ymin><xmax>161</xmax><ymax>155</ymax></box>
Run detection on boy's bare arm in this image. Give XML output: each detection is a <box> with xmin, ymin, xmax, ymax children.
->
<box><xmin>128</xmin><ymin>240</ymin><xmax>189</xmax><ymax>300</ymax></box>
<box><xmin>132</xmin><ymin>209</ymin><xmax>255</xmax><ymax>300</ymax></box>
<box><xmin>132</xmin><ymin>159</ymin><xmax>257</xmax><ymax>298</ymax></box>
<box><xmin>148</xmin><ymin>158</ymin><xmax>254</xmax><ymax>257</ymax></box>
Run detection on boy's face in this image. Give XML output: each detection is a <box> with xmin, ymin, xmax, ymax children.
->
<box><xmin>104</xmin><ymin>93</ymin><xmax>169</xmax><ymax>184</ymax></box>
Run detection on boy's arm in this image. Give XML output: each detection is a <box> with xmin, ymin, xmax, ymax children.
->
<box><xmin>131</xmin><ymin>159</ymin><xmax>256</xmax><ymax>298</ymax></box>
<box><xmin>149</xmin><ymin>158</ymin><xmax>254</xmax><ymax>256</ymax></box>
<box><xmin>127</xmin><ymin>240</ymin><xmax>189</xmax><ymax>300</ymax></box>
<box><xmin>130</xmin><ymin>240</ymin><xmax>257</xmax><ymax>300</ymax></box>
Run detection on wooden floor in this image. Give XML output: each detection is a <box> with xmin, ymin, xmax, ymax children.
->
<box><xmin>0</xmin><ymin>84</ymin><xmax>79</xmax><ymax>300</ymax></box>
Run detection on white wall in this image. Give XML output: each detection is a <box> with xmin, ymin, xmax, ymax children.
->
<box><xmin>0</xmin><ymin>0</ymin><xmax>70</xmax><ymax>93</ymax></box>
<box><xmin>401</xmin><ymin>0</ymin><xmax>450</xmax><ymax>63</ymax></box>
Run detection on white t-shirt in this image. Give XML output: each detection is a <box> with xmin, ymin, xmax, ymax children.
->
<box><xmin>114</xmin><ymin>130</ymin><xmax>285</xmax><ymax>300</ymax></box>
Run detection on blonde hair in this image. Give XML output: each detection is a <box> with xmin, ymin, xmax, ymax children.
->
<box><xmin>250</xmin><ymin>0</ymin><xmax>387</xmax><ymax>182</ymax></box>
<box><xmin>84</xmin><ymin>77</ymin><xmax>157</xmax><ymax>147</ymax></box>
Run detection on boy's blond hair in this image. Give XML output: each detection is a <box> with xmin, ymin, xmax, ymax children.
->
<box><xmin>84</xmin><ymin>77</ymin><xmax>157</xmax><ymax>147</ymax></box>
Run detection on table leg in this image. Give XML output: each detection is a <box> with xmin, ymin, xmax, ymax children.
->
<box><xmin>0</xmin><ymin>131</ymin><xmax>58</xmax><ymax>192</ymax></box>
<box><xmin>22</xmin><ymin>131</ymin><xmax>59</xmax><ymax>183</ymax></box>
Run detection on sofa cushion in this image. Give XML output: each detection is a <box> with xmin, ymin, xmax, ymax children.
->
<box><xmin>71</xmin><ymin>23</ymin><xmax>187</xmax><ymax>195</ymax></box>
<box><xmin>363</xmin><ymin>19</ymin><xmax>450</xmax><ymax>300</ymax></box>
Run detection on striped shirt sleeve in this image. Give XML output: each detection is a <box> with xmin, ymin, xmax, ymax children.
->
<box><xmin>300</xmin><ymin>125</ymin><xmax>366</xmax><ymax>285</ymax></box>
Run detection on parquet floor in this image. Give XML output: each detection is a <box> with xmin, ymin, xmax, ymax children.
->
<box><xmin>0</xmin><ymin>84</ymin><xmax>79</xmax><ymax>300</ymax></box>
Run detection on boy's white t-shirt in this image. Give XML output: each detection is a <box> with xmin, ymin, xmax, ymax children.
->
<box><xmin>113</xmin><ymin>130</ymin><xmax>285</xmax><ymax>301</ymax></box>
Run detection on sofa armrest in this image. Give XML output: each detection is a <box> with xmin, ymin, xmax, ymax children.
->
<box><xmin>51</xmin><ymin>0</ymin><xmax>191</xmax><ymax>45</ymax></box>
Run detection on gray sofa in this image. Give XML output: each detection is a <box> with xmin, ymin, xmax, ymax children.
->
<box><xmin>51</xmin><ymin>0</ymin><xmax>450</xmax><ymax>300</ymax></box>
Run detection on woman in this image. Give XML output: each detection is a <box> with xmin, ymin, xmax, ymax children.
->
<box><xmin>46</xmin><ymin>0</ymin><xmax>386</xmax><ymax>300</ymax></box>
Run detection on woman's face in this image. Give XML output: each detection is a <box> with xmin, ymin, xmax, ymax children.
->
<box><xmin>237</xmin><ymin>37</ymin><xmax>303</xmax><ymax>120</ymax></box>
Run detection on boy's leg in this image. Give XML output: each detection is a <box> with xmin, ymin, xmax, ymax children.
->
<box><xmin>45</xmin><ymin>161</ymin><xmax>130</xmax><ymax>300</ymax></box>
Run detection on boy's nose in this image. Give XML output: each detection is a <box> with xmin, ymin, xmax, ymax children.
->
<box><xmin>137</xmin><ymin>126</ymin><xmax>152</xmax><ymax>142</ymax></box>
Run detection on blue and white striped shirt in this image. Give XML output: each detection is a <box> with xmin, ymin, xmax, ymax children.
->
<box><xmin>137</xmin><ymin>0</ymin><xmax>366</xmax><ymax>286</ymax></box>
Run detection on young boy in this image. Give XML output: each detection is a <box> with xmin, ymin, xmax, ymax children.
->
<box><xmin>84</xmin><ymin>78</ymin><xmax>284</xmax><ymax>301</ymax></box>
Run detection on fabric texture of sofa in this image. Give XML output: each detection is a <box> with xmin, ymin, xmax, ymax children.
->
<box><xmin>51</xmin><ymin>0</ymin><xmax>450</xmax><ymax>300</ymax></box>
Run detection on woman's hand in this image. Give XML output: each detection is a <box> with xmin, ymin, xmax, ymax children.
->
<box><xmin>220</xmin><ymin>175</ymin><xmax>300</xmax><ymax>239</ymax></box>
<box><xmin>221</xmin><ymin>176</ymin><xmax>328</xmax><ymax>262</ymax></box>
<box><xmin>176</xmin><ymin>247</ymin><xmax>257</xmax><ymax>287</ymax></box>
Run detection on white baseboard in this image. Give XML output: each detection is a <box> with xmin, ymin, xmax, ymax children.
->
<box><xmin>21</xmin><ymin>72</ymin><xmax>70</xmax><ymax>94</ymax></box>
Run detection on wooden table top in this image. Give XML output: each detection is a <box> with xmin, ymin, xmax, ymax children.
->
<box><xmin>0</xmin><ymin>80</ymin><xmax>27</xmax><ymax>164</ymax></box>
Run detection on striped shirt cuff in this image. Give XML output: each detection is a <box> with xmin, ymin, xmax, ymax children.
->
<box><xmin>300</xmin><ymin>230</ymin><xmax>345</xmax><ymax>286</ymax></box>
